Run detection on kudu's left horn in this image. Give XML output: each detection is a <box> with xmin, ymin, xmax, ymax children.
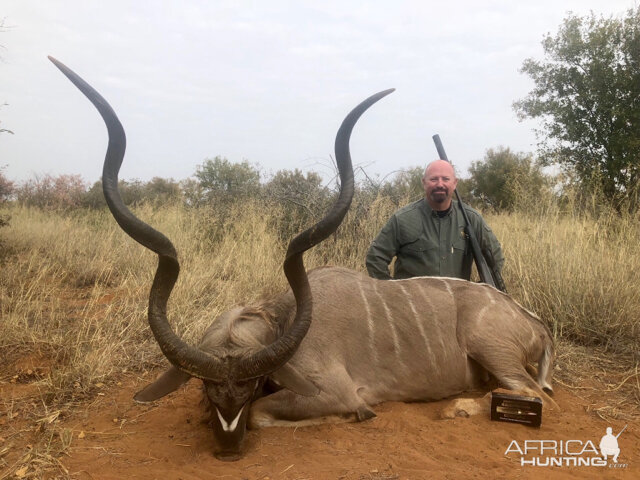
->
<box><xmin>49</xmin><ymin>56</ymin><xmax>228</xmax><ymax>380</ymax></box>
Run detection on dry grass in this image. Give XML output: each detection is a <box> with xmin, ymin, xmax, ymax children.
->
<box><xmin>0</xmin><ymin>201</ymin><xmax>289</xmax><ymax>478</ymax></box>
<box><xmin>490</xmin><ymin>206</ymin><xmax>640</xmax><ymax>353</ymax></box>
<box><xmin>556</xmin><ymin>341</ymin><xmax>639</xmax><ymax>420</ymax></box>
<box><xmin>490</xmin><ymin>210</ymin><xmax>640</xmax><ymax>352</ymax></box>
<box><xmin>1</xmin><ymin>196</ymin><xmax>639</xmax><ymax>477</ymax></box>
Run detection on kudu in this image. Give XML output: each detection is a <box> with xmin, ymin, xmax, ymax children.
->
<box><xmin>50</xmin><ymin>57</ymin><xmax>555</xmax><ymax>461</ymax></box>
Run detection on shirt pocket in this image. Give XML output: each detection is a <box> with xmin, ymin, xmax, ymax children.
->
<box><xmin>402</xmin><ymin>237</ymin><xmax>435</xmax><ymax>253</ymax></box>
<box><xmin>400</xmin><ymin>238</ymin><xmax>439</xmax><ymax>271</ymax></box>
<box><xmin>452</xmin><ymin>235</ymin><xmax>467</xmax><ymax>255</ymax></box>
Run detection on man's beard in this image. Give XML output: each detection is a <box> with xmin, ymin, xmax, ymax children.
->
<box><xmin>430</xmin><ymin>189</ymin><xmax>448</xmax><ymax>204</ymax></box>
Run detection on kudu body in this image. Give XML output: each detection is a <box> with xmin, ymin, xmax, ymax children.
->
<box><xmin>210</xmin><ymin>267</ymin><xmax>555</xmax><ymax>429</ymax></box>
<box><xmin>50</xmin><ymin>57</ymin><xmax>554</xmax><ymax>461</ymax></box>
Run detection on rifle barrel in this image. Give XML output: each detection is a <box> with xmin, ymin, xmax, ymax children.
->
<box><xmin>431</xmin><ymin>134</ymin><xmax>497</xmax><ymax>289</ymax></box>
<box><xmin>616</xmin><ymin>425</ymin><xmax>628</xmax><ymax>438</ymax></box>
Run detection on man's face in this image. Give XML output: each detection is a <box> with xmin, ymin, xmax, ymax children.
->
<box><xmin>422</xmin><ymin>160</ymin><xmax>458</xmax><ymax>210</ymax></box>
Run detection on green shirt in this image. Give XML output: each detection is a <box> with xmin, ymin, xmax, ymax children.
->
<box><xmin>366</xmin><ymin>198</ymin><xmax>504</xmax><ymax>280</ymax></box>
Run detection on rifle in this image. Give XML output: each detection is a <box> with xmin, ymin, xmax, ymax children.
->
<box><xmin>615</xmin><ymin>425</ymin><xmax>628</xmax><ymax>438</ymax></box>
<box><xmin>432</xmin><ymin>134</ymin><xmax>507</xmax><ymax>292</ymax></box>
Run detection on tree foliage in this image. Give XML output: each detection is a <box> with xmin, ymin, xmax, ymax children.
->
<box><xmin>467</xmin><ymin>147</ymin><xmax>548</xmax><ymax>212</ymax></box>
<box><xmin>194</xmin><ymin>156</ymin><xmax>260</xmax><ymax>201</ymax></box>
<box><xmin>379</xmin><ymin>166</ymin><xmax>425</xmax><ymax>203</ymax></box>
<box><xmin>83</xmin><ymin>177</ymin><xmax>182</xmax><ymax>208</ymax></box>
<box><xmin>0</xmin><ymin>165</ymin><xmax>13</xmax><ymax>202</ymax></box>
<box><xmin>264</xmin><ymin>169</ymin><xmax>327</xmax><ymax>209</ymax></box>
<box><xmin>263</xmin><ymin>168</ymin><xmax>330</xmax><ymax>240</ymax></box>
<box><xmin>514</xmin><ymin>7</ymin><xmax>640</xmax><ymax>211</ymax></box>
<box><xmin>0</xmin><ymin>165</ymin><xmax>12</xmax><ymax>228</ymax></box>
<box><xmin>15</xmin><ymin>174</ymin><xmax>88</xmax><ymax>210</ymax></box>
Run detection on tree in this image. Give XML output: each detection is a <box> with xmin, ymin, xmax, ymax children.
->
<box><xmin>467</xmin><ymin>147</ymin><xmax>548</xmax><ymax>212</ymax></box>
<box><xmin>194</xmin><ymin>156</ymin><xmax>260</xmax><ymax>200</ymax></box>
<box><xmin>514</xmin><ymin>7</ymin><xmax>640</xmax><ymax>211</ymax></box>
<box><xmin>142</xmin><ymin>176</ymin><xmax>182</xmax><ymax>203</ymax></box>
<box><xmin>264</xmin><ymin>169</ymin><xmax>327</xmax><ymax>209</ymax></box>
<box><xmin>263</xmin><ymin>168</ymin><xmax>329</xmax><ymax>240</ymax></box>
<box><xmin>83</xmin><ymin>177</ymin><xmax>182</xmax><ymax>208</ymax></box>
<box><xmin>15</xmin><ymin>174</ymin><xmax>88</xmax><ymax>210</ymax></box>
<box><xmin>0</xmin><ymin>165</ymin><xmax>13</xmax><ymax>202</ymax></box>
<box><xmin>379</xmin><ymin>166</ymin><xmax>425</xmax><ymax>202</ymax></box>
<box><xmin>0</xmin><ymin>165</ymin><xmax>13</xmax><ymax>228</ymax></box>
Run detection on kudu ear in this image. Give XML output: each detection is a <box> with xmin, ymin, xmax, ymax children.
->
<box><xmin>271</xmin><ymin>363</ymin><xmax>320</xmax><ymax>397</ymax></box>
<box><xmin>133</xmin><ymin>366</ymin><xmax>192</xmax><ymax>403</ymax></box>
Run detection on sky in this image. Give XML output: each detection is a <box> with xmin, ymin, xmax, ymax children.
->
<box><xmin>1</xmin><ymin>0</ymin><xmax>638</xmax><ymax>186</ymax></box>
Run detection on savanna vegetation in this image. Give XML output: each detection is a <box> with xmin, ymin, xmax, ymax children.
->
<box><xmin>1</xmin><ymin>6</ymin><xmax>640</xmax><ymax>479</ymax></box>
<box><xmin>1</xmin><ymin>163</ymin><xmax>638</xmax><ymax>424</ymax></box>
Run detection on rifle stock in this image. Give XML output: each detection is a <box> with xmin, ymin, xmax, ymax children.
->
<box><xmin>432</xmin><ymin>134</ymin><xmax>506</xmax><ymax>292</ymax></box>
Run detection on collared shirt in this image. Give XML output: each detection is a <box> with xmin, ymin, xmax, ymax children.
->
<box><xmin>366</xmin><ymin>198</ymin><xmax>504</xmax><ymax>280</ymax></box>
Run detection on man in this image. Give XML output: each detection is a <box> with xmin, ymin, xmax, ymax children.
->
<box><xmin>366</xmin><ymin>160</ymin><xmax>504</xmax><ymax>281</ymax></box>
<box><xmin>599</xmin><ymin>427</ymin><xmax>621</xmax><ymax>463</ymax></box>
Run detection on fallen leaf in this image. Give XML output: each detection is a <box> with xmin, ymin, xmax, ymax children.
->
<box><xmin>78</xmin><ymin>431</ymin><xmax>85</xmax><ymax>439</ymax></box>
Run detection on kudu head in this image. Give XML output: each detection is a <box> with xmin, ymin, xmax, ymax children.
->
<box><xmin>49</xmin><ymin>55</ymin><xmax>393</xmax><ymax>460</ymax></box>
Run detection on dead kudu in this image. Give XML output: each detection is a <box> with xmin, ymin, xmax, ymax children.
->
<box><xmin>50</xmin><ymin>57</ymin><xmax>555</xmax><ymax>461</ymax></box>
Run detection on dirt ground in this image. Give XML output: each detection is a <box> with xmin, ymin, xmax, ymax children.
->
<box><xmin>1</xmin><ymin>366</ymin><xmax>637</xmax><ymax>480</ymax></box>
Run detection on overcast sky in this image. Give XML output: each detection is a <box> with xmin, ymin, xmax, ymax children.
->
<box><xmin>1</xmin><ymin>0</ymin><xmax>638</xmax><ymax>185</ymax></box>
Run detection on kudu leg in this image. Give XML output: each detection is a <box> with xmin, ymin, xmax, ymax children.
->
<box><xmin>248</xmin><ymin>389</ymin><xmax>357</xmax><ymax>428</ymax></box>
<box><xmin>441</xmin><ymin>326</ymin><xmax>558</xmax><ymax>418</ymax></box>
<box><xmin>249</xmin><ymin>368</ymin><xmax>375</xmax><ymax>429</ymax></box>
<box><xmin>463</xmin><ymin>351</ymin><xmax>558</xmax><ymax>412</ymax></box>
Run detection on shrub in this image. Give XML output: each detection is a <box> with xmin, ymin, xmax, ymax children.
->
<box><xmin>15</xmin><ymin>174</ymin><xmax>88</xmax><ymax>210</ymax></box>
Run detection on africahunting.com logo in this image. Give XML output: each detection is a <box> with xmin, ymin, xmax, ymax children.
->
<box><xmin>505</xmin><ymin>425</ymin><xmax>629</xmax><ymax>468</ymax></box>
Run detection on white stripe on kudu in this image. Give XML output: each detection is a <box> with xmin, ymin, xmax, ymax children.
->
<box><xmin>442</xmin><ymin>279</ymin><xmax>454</xmax><ymax>298</ymax></box>
<box><xmin>398</xmin><ymin>283</ymin><xmax>431</xmax><ymax>350</ymax></box>
<box><xmin>358</xmin><ymin>280</ymin><xmax>378</xmax><ymax>364</ymax></box>
<box><xmin>372</xmin><ymin>281</ymin><xmax>401</xmax><ymax>357</ymax></box>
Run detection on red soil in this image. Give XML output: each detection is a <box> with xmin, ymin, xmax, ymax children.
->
<box><xmin>44</xmin><ymin>378</ymin><xmax>639</xmax><ymax>479</ymax></box>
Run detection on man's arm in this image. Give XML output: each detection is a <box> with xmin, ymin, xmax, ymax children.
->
<box><xmin>366</xmin><ymin>216</ymin><xmax>399</xmax><ymax>280</ymax></box>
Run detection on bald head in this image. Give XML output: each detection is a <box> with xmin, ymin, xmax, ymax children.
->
<box><xmin>421</xmin><ymin>159</ymin><xmax>458</xmax><ymax>210</ymax></box>
<box><xmin>425</xmin><ymin>160</ymin><xmax>456</xmax><ymax>179</ymax></box>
